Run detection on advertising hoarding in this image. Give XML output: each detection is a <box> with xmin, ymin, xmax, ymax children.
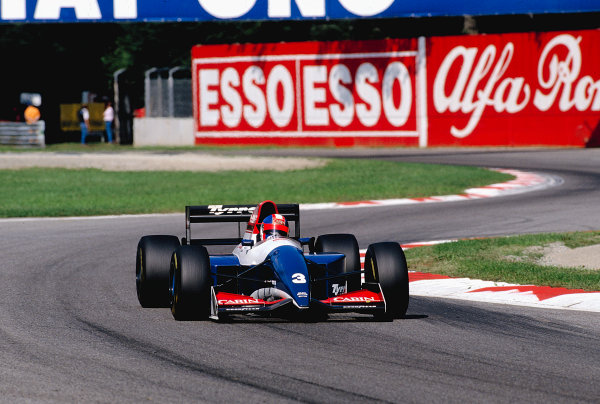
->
<box><xmin>428</xmin><ymin>30</ymin><xmax>600</xmax><ymax>146</ymax></box>
<box><xmin>2</xmin><ymin>0</ymin><xmax>600</xmax><ymax>23</ymax></box>
<box><xmin>192</xmin><ymin>29</ymin><xmax>600</xmax><ymax>147</ymax></box>
<box><xmin>192</xmin><ymin>39</ymin><xmax>427</xmax><ymax>146</ymax></box>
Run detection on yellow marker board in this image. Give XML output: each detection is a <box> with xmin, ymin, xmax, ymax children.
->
<box><xmin>60</xmin><ymin>103</ymin><xmax>105</xmax><ymax>132</ymax></box>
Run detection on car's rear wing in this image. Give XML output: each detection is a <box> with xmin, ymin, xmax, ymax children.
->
<box><xmin>184</xmin><ymin>203</ymin><xmax>301</xmax><ymax>246</ymax></box>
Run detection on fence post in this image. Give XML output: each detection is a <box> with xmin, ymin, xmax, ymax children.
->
<box><xmin>113</xmin><ymin>68</ymin><xmax>126</xmax><ymax>144</ymax></box>
<box><xmin>168</xmin><ymin>66</ymin><xmax>186</xmax><ymax>117</ymax></box>
<box><xmin>144</xmin><ymin>67</ymin><xmax>157</xmax><ymax>117</ymax></box>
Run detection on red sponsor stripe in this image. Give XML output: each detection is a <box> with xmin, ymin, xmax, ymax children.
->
<box><xmin>320</xmin><ymin>289</ymin><xmax>384</xmax><ymax>304</ymax></box>
<box><xmin>216</xmin><ymin>291</ymin><xmax>284</xmax><ymax>306</ymax></box>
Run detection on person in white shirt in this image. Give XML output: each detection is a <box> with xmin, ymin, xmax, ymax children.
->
<box><xmin>103</xmin><ymin>101</ymin><xmax>115</xmax><ymax>144</ymax></box>
<box><xmin>78</xmin><ymin>105</ymin><xmax>90</xmax><ymax>144</ymax></box>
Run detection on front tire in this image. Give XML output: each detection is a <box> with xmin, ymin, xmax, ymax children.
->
<box><xmin>364</xmin><ymin>242</ymin><xmax>409</xmax><ymax>319</ymax></box>
<box><xmin>170</xmin><ymin>245</ymin><xmax>211</xmax><ymax>321</ymax></box>
<box><xmin>315</xmin><ymin>234</ymin><xmax>361</xmax><ymax>292</ymax></box>
<box><xmin>136</xmin><ymin>235</ymin><xmax>180</xmax><ymax>308</ymax></box>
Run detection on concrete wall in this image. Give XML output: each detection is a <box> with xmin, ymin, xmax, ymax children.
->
<box><xmin>133</xmin><ymin>117</ymin><xmax>194</xmax><ymax>146</ymax></box>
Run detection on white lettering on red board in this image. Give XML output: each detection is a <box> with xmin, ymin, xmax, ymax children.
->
<box><xmin>197</xmin><ymin>60</ymin><xmax>414</xmax><ymax>130</ymax></box>
<box><xmin>533</xmin><ymin>34</ymin><xmax>600</xmax><ymax>112</ymax></box>
<box><xmin>434</xmin><ymin>34</ymin><xmax>600</xmax><ymax>138</ymax></box>
<box><xmin>1</xmin><ymin>0</ymin><xmax>137</xmax><ymax>19</ymax></box>
<box><xmin>268</xmin><ymin>65</ymin><xmax>295</xmax><ymax>128</ymax></box>
<box><xmin>200</xmin><ymin>65</ymin><xmax>296</xmax><ymax>128</ymax></box>
<box><xmin>433</xmin><ymin>43</ymin><xmax>530</xmax><ymax>138</ymax></box>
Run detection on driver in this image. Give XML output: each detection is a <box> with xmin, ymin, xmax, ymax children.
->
<box><xmin>260</xmin><ymin>214</ymin><xmax>289</xmax><ymax>241</ymax></box>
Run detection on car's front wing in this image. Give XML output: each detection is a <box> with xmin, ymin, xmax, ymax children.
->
<box><xmin>210</xmin><ymin>284</ymin><xmax>386</xmax><ymax>320</ymax></box>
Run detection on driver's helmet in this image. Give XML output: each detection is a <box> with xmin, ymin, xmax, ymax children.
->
<box><xmin>260</xmin><ymin>214</ymin><xmax>289</xmax><ymax>240</ymax></box>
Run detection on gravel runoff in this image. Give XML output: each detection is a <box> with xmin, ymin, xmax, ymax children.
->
<box><xmin>0</xmin><ymin>152</ymin><xmax>326</xmax><ymax>172</ymax></box>
<box><xmin>1</xmin><ymin>150</ymin><xmax>598</xmax><ymax>270</ymax></box>
<box><xmin>534</xmin><ymin>243</ymin><xmax>600</xmax><ymax>271</ymax></box>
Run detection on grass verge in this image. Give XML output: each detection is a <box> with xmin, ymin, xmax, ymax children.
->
<box><xmin>404</xmin><ymin>232</ymin><xmax>600</xmax><ymax>291</ymax></box>
<box><xmin>0</xmin><ymin>159</ymin><xmax>512</xmax><ymax>217</ymax></box>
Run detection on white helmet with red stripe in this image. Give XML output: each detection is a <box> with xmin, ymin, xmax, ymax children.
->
<box><xmin>260</xmin><ymin>214</ymin><xmax>289</xmax><ymax>240</ymax></box>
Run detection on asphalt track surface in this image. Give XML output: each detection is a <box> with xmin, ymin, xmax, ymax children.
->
<box><xmin>1</xmin><ymin>148</ymin><xmax>599</xmax><ymax>402</ymax></box>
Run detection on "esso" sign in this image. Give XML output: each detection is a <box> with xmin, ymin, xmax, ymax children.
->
<box><xmin>302</xmin><ymin>61</ymin><xmax>413</xmax><ymax>129</ymax></box>
<box><xmin>193</xmin><ymin>40</ymin><xmax>424</xmax><ymax>138</ymax></box>
<box><xmin>198</xmin><ymin>61</ymin><xmax>297</xmax><ymax>130</ymax></box>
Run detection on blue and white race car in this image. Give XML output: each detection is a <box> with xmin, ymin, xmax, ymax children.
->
<box><xmin>136</xmin><ymin>200</ymin><xmax>408</xmax><ymax>321</ymax></box>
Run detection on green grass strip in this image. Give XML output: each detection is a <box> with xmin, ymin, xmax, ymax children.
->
<box><xmin>405</xmin><ymin>232</ymin><xmax>600</xmax><ymax>291</ymax></box>
<box><xmin>0</xmin><ymin>159</ymin><xmax>511</xmax><ymax>217</ymax></box>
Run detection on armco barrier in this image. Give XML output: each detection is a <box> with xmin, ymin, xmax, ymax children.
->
<box><xmin>191</xmin><ymin>29</ymin><xmax>600</xmax><ymax>147</ymax></box>
<box><xmin>0</xmin><ymin>121</ymin><xmax>45</xmax><ymax>148</ymax></box>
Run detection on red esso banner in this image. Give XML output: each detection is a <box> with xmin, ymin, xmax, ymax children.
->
<box><xmin>192</xmin><ymin>31</ymin><xmax>600</xmax><ymax>147</ymax></box>
<box><xmin>192</xmin><ymin>39</ymin><xmax>424</xmax><ymax>146</ymax></box>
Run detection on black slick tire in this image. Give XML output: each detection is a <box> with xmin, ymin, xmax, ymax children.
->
<box><xmin>315</xmin><ymin>233</ymin><xmax>361</xmax><ymax>292</ymax></box>
<box><xmin>364</xmin><ymin>242</ymin><xmax>409</xmax><ymax>319</ymax></box>
<box><xmin>136</xmin><ymin>235</ymin><xmax>180</xmax><ymax>308</ymax></box>
<box><xmin>170</xmin><ymin>245</ymin><xmax>211</xmax><ymax>321</ymax></box>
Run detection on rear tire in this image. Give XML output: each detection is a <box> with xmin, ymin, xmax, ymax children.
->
<box><xmin>315</xmin><ymin>234</ymin><xmax>361</xmax><ymax>292</ymax></box>
<box><xmin>364</xmin><ymin>242</ymin><xmax>409</xmax><ymax>319</ymax></box>
<box><xmin>170</xmin><ymin>245</ymin><xmax>211</xmax><ymax>321</ymax></box>
<box><xmin>136</xmin><ymin>235</ymin><xmax>180</xmax><ymax>308</ymax></box>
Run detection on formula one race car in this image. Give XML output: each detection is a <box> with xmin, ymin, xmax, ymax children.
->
<box><xmin>136</xmin><ymin>200</ymin><xmax>408</xmax><ymax>321</ymax></box>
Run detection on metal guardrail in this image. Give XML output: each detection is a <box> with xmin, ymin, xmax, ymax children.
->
<box><xmin>0</xmin><ymin>121</ymin><xmax>46</xmax><ymax>148</ymax></box>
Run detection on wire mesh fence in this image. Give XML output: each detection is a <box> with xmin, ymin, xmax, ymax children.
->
<box><xmin>144</xmin><ymin>67</ymin><xmax>192</xmax><ymax>118</ymax></box>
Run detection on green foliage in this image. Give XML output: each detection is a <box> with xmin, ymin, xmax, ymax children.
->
<box><xmin>3</xmin><ymin>14</ymin><xmax>600</xmax><ymax>123</ymax></box>
<box><xmin>0</xmin><ymin>17</ymin><xmax>467</xmax><ymax>114</ymax></box>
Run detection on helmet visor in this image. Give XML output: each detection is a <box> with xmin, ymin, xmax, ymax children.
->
<box><xmin>262</xmin><ymin>223</ymin><xmax>289</xmax><ymax>238</ymax></box>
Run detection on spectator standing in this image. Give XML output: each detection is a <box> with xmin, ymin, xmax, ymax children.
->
<box><xmin>78</xmin><ymin>104</ymin><xmax>90</xmax><ymax>144</ymax></box>
<box><xmin>103</xmin><ymin>101</ymin><xmax>115</xmax><ymax>143</ymax></box>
